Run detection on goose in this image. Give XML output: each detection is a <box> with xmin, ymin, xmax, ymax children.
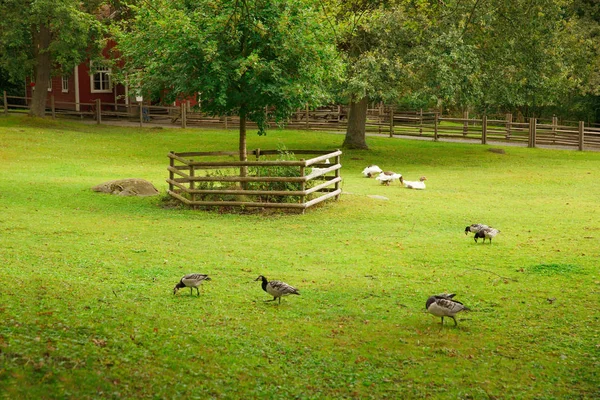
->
<box><xmin>375</xmin><ymin>171</ymin><xmax>402</xmax><ymax>186</ymax></box>
<box><xmin>426</xmin><ymin>293</ymin><xmax>469</xmax><ymax>326</ymax></box>
<box><xmin>464</xmin><ymin>224</ymin><xmax>490</xmax><ymax>235</ymax></box>
<box><xmin>173</xmin><ymin>273</ymin><xmax>211</xmax><ymax>296</ymax></box>
<box><xmin>362</xmin><ymin>165</ymin><xmax>383</xmax><ymax>178</ymax></box>
<box><xmin>255</xmin><ymin>275</ymin><xmax>300</xmax><ymax>304</ymax></box>
<box><xmin>474</xmin><ymin>227</ymin><xmax>500</xmax><ymax>244</ymax></box>
<box><xmin>403</xmin><ymin>176</ymin><xmax>427</xmax><ymax>190</ymax></box>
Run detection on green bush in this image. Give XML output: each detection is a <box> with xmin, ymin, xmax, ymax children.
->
<box><xmin>247</xmin><ymin>146</ymin><xmax>316</xmax><ymax>203</ymax></box>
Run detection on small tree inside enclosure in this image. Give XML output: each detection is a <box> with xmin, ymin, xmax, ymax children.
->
<box><xmin>114</xmin><ymin>0</ymin><xmax>342</xmax><ymax>166</ymax></box>
<box><xmin>167</xmin><ymin>149</ymin><xmax>342</xmax><ymax>213</ymax></box>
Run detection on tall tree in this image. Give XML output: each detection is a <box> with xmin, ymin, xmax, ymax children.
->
<box><xmin>324</xmin><ymin>0</ymin><xmax>437</xmax><ymax>149</ymax></box>
<box><xmin>0</xmin><ymin>0</ymin><xmax>104</xmax><ymax>117</ymax></box>
<box><xmin>114</xmin><ymin>0</ymin><xmax>342</xmax><ymax>162</ymax></box>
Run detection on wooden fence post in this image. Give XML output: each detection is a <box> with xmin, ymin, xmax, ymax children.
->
<box><xmin>463</xmin><ymin>110</ymin><xmax>469</xmax><ymax>136</ymax></box>
<box><xmin>420</xmin><ymin>108</ymin><xmax>423</xmax><ymax>127</ymax></box>
<box><xmin>181</xmin><ymin>102</ymin><xmax>187</xmax><ymax>129</ymax></box>
<box><xmin>300</xmin><ymin>160</ymin><xmax>306</xmax><ymax>206</ymax></box>
<box><xmin>578</xmin><ymin>121</ymin><xmax>585</xmax><ymax>151</ymax></box>
<box><xmin>189</xmin><ymin>162</ymin><xmax>195</xmax><ymax>207</ymax></box>
<box><xmin>528</xmin><ymin>118</ymin><xmax>537</xmax><ymax>148</ymax></box>
<box><xmin>139</xmin><ymin>101</ymin><xmax>143</xmax><ymax>127</ymax></box>
<box><xmin>306</xmin><ymin>103</ymin><xmax>309</xmax><ymax>129</ymax></box>
<box><xmin>552</xmin><ymin>115</ymin><xmax>558</xmax><ymax>143</ymax></box>
<box><xmin>95</xmin><ymin>98</ymin><xmax>101</xmax><ymax>124</ymax></box>
<box><xmin>168</xmin><ymin>152</ymin><xmax>175</xmax><ymax>192</ymax></box>
<box><xmin>482</xmin><ymin>115</ymin><xmax>487</xmax><ymax>145</ymax></box>
<box><xmin>4</xmin><ymin>91</ymin><xmax>9</xmax><ymax>115</ymax></box>
<box><xmin>434</xmin><ymin>112</ymin><xmax>439</xmax><ymax>141</ymax></box>
<box><xmin>389</xmin><ymin>107</ymin><xmax>394</xmax><ymax>138</ymax></box>
<box><xmin>505</xmin><ymin>113</ymin><xmax>512</xmax><ymax>139</ymax></box>
<box><xmin>335</xmin><ymin>150</ymin><xmax>341</xmax><ymax>200</ymax></box>
<box><xmin>50</xmin><ymin>95</ymin><xmax>56</xmax><ymax>119</ymax></box>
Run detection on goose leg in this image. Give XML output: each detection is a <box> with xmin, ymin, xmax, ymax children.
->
<box><xmin>196</xmin><ymin>287</ymin><xmax>200</xmax><ymax>296</ymax></box>
<box><xmin>441</xmin><ymin>316</ymin><xmax>444</xmax><ymax>325</ymax></box>
<box><xmin>451</xmin><ymin>316</ymin><xmax>458</xmax><ymax>326</ymax></box>
<box><xmin>189</xmin><ymin>287</ymin><xmax>193</xmax><ymax>296</ymax></box>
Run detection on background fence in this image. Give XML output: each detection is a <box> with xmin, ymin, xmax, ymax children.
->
<box><xmin>3</xmin><ymin>91</ymin><xmax>600</xmax><ymax>150</ymax></box>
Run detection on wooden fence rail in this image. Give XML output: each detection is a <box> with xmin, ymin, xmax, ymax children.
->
<box><xmin>2</xmin><ymin>91</ymin><xmax>599</xmax><ymax>151</ymax></box>
<box><xmin>166</xmin><ymin>149</ymin><xmax>342</xmax><ymax>211</ymax></box>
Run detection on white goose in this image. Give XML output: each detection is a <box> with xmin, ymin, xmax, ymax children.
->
<box><xmin>362</xmin><ymin>165</ymin><xmax>383</xmax><ymax>178</ymax></box>
<box><xmin>403</xmin><ymin>176</ymin><xmax>427</xmax><ymax>190</ymax></box>
<box><xmin>426</xmin><ymin>293</ymin><xmax>469</xmax><ymax>326</ymax></box>
<box><xmin>375</xmin><ymin>171</ymin><xmax>402</xmax><ymax>186</ymax></box>
<box><xmin>173</xmin><ymin>273</ymin><xmax>211</xmax><ymax>296</ymax></box>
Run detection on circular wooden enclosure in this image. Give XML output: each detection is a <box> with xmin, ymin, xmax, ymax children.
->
<box><xmin>167</xmin><ymin>149</ymin><xmax>342</xmax><ymax>211</ymax></box>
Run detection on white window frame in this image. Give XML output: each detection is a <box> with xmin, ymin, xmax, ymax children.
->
<box><xmin>47</xmin><ymin>77</ymin><xmax>52</xmax><ymax>92</ymax></box>
<box><xmin>62</xmin><ymin>76</ymin><xmax>69</xmax><ymax>93</ymax></box>
<box><xmin>90</xmin><ymin>62</ymin><xmax>112</xmax><ymax>93</ymax></box>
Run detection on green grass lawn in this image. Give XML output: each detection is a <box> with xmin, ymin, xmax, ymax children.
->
<box><xmin>0</xmin><ymin>114</ymin><xmax>599</xmax><ymax>399</ymax></box>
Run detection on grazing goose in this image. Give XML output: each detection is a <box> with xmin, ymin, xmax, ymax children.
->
<box><xmin>375</xmin><ymin>171</ymin><xmax>402</xmax><ymax>186</ymax></box>
<box><xmin>464</xmin><ymin>224</ymin><xmax>490</xmax><ymax>235</ymax></box>
<box><xmin>255</xmin><ymin>275</ymin><xmax>300</xmax><ymax>304</ymax></box>
<box><xmin>362</xmin><ymin>165</ymin><xmax>383</xmax><ymax>178</ymax></box>
<box><xmin>474</xmin><ymin>227</ymin><xmax>500</xmax><ymax>243</ymax></box>
<box><xmin>173</xmin><ymin>273</ymin><xmax>211</xmax><ymax>296</ymax></box>
<box><xmin>426</xmin><ymin>293</ymin><xmax>469</xmax><ymax>326</ymax></box>
<box><xmin>403</xmin><ymin>176</ymin><xmax>427</xmax><ymax>190</ymax></box>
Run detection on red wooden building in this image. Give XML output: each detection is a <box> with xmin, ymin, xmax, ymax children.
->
<box><xmin>26</xmin><ymin>41</ymin><xmax>129</xmax><ymax>112</ymax></box>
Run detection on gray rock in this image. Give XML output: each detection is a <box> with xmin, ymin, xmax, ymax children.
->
<box><xmin>92</xmin><ymin>179</ymin><xmax>159</xmax><ymax>197</ymax></box>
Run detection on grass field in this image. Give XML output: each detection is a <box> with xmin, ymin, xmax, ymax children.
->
<box><xmin>0</xmin><ymin>114</ymin><xmax>599</xmax><ymax>399</ymax></box>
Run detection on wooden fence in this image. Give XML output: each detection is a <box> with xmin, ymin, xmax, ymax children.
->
<box><xmin>167</xmin><ymin>149</ymin><xmax>342</xmax><ymax>211</ymax></box>
<box><xmin>3</xmin><ymin>91</ymin><xmax>600</xmax><ymax>150</ymax></box>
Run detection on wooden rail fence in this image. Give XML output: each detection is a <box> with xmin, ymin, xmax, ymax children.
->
<box><xmin>3</xmin><ymin>91</ymin><xmax>599</xmax><ymax>150</ymax></box>
<box><xmin>167</xmin><ymin>149</ymin><xmax>342</xmax><ymax>211</ymax></box>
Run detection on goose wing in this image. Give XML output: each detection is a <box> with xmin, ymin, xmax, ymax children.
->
<box><xmin>181</xmin><ymin>274</ymin><xmax>210</xmax><ymax>285</ymax></box>
<box><xmin>267</xmin><ymin>280</ymin><xmax>300</xmax><ymax>296</ymax></box>
<box><xmin>428</xmin><ymin>298</ymin><xmax>466</xmax><ymax>316</ymax></box>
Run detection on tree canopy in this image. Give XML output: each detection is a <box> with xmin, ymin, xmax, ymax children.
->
<box><xmin>114</xmin><ymin>0</ymin><xmax>342</xmax><ymax>160</ymax></box>
<box><xmin>0</xmin><ymin>0</ymin><xmax>105</xmax><ymax>117</ymax></box>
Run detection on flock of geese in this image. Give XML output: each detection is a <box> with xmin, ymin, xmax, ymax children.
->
<box><xmin>362</xmin><ymin>165</ymin><xmax>427</xmax><ymax>189</ymax></box>
<box><xmin>172</xmin><ymin>168</ymin><xmax>502</xmax><ymax>327</ymax></box>
<box><xmin>173</xmin><ymin>274</ymin><xmax>470</xmax><ymax>326</ymax></box>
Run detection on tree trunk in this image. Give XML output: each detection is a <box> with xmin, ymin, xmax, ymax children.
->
<box><xmin>30</xmin><ymin>23</ymin><xmax>52</xmax><ymax>118</ymax></box>
<box><xmin>342</xmin><ymin>96</ymin><xmax>369</xmax><ymax>149</ymax></box>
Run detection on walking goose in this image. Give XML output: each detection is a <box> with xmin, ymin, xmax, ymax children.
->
<box><xmin>464</xmin><ymin>224</ymin><xmax>489</xmax><ymax>235</ymax></box>
<box><xmin>403</xmin><ymin>176</ymin><xmax>427</xmax><ymax>190</ymax></box>
<box><xmin>474</xmin><ymin>227</ymin><xmax>500</xmax><ymax>243</ymax></box>
<box><xmin>375</xmin><ymin>171</ymin><xmax>402</xmax><ymax>185</ymax></box>
<box><xmin>426</xmin><ymin>293</ymin><xmax>469</xmax><ymax>326</ymax></box>
<box><xmin>362</xmin><ymin>165</ymin><xmax>383</xmax><ymax>178</ymax></box>
<box><xmin>173</xmin><ymin>273</ymin><xmax>211</xmax><ymax>296</ymax></box>
<box><xmin>255</xmin><ymin>275</ymin><xmax>300</xmax><ymax>304</ymax></box>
